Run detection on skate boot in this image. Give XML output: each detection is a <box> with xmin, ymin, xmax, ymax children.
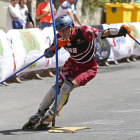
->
<box><xmin>22</xmin><ymin>114</ymin><xmax>41</xmax><ymax>130</ymax></box>
<box><xmin>33</xmin><ymin>110</ymin><xmax>54</xmax><ymax>131</ymax></box>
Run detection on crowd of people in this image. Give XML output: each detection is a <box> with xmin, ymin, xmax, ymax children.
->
<box><xmin>6</xmin><ymin>0</ymin><xmax>82</xmax><ymax>31</ymax></box>
<box><xmin>6</xmin><ymin>0</ymin><xmax>29</xmax><ymax>32</ymax></box>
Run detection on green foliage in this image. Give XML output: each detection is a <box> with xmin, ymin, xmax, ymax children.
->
<box><xmin>82</xmin><ymin>0</ymin><xmax>108</xmax><ymax>15</ymax></box>
<box><xmin>37</xmin><ymin>0</ymin><xmax>43</xmax><ymax>7</ymax></box>
<box><xmin>110</xmin><ymin>0</ymin><xmax>133</xmax><ymax>3</ymax></box>
<box><xmin>82</xmin><ymin>0</ymin><xmax>136</xmax><ymax>15</ymax></box>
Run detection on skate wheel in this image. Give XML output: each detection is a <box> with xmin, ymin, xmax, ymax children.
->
<box><xmin>33</xmin><ymin>122</ymin><xmax>42</xmax><ymax>131</ymax></box>
<box><xmin>33</xmin><ymin>122</ymin><xmax>49</xmax><ymax>131</ymax></box>
<box><xmin>22</xmin><ymin>121</ymin><xmax>34</xmax><ymax>130</ymax></box>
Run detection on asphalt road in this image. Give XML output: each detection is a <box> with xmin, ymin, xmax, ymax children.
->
<box><xmin>1</xmin><ymin>60</ymin><xmax>140</xmax><ymax>140</ymax></box>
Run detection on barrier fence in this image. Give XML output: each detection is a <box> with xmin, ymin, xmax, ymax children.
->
<box><xmin>0</xmin><ymin>22</ymin><xmax>140</xmax><ymax>83</ymax></box>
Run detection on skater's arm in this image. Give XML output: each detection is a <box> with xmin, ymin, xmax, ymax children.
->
<box><xmin>99</xmin><ymin>26</ymin><xmax>128</xmax><ymax>39</ymax></box>
<box><xmin>44</xmin><ymin>44</ymin><xmax>57</xmax><ymax>58</ymax></box>
<box><xmin>44</xmin><ymin>38</ymin><xmax>70</xmax><ymax>58</ymax></box>
<box><xmin>80</xmin><ymin>25</ymin><xmax>128</xmax><ymax>41</ymax></box>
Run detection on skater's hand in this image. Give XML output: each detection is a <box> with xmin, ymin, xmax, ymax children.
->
<box><xmin>44</xmin><ymin>39</ymin><xmax>70</xmax><ymax>58</ymax></box>
<box><xmin>44</xmin><ymin>46</ymin><xmax>55</xmax><ymax>58</ymax></box>
<box><xmin>121</xmin><ymin>25</ymin><xmax>131</xmax><ymax>34</ymax></box>
<box><xmin>119</xmin><ymin>25</ymin><xmax>131</xmax><ymax>37</ymax></box>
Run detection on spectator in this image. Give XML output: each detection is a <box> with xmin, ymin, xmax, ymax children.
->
<box><xmin>55</xmin><ymin>0</ymin><xmax>83</xmax><ymax>26</ymax></box>
<box><xmin>18</xmin><ymin>0</ymin><xmax>28</xmax><ymax>29</ymax></box>
<box><xmin>36</xmin><ymin>0</ymin><xmax>56</xmax><ymax>30</ymax></box>
<box><xmin>6</xmin><ymin>0</ymin><xmax>23</xmax><ymax>32</ymax></box>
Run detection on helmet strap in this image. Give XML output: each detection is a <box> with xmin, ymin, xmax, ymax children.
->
<box><xmin>69</xmin><ymin>28</ymin><xmax>73</xmax><ymax>39</ymax></box>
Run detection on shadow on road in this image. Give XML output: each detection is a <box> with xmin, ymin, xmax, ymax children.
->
<box><xmin>0</xmin><ymin>127</ymin><xmax>51</xmax><ymax>135</ymax></box>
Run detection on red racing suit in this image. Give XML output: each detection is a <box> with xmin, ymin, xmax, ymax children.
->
<box><xmin>58</xmin><ymin>25</ymin><xmax>99</xmax><ymax>86</ymax></box>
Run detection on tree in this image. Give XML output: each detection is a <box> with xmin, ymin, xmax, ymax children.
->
<box><xmin>110</xmin><ymin>0</ymin><xmax>135</xmax><ymax>2</ymax></box>
<box><xmin>37</xmin><ymin>0</ymin><xmax>43</xmax><ymax>7</ymax></box>
<box><xmin>82</xmin><ymin>0</ymin><xmax>108</xmax><ymax>15</ymax></box>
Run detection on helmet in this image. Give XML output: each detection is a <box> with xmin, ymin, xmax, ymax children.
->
<box><xmin>55</xmin><ymin>14</ymin><xmax>74</xmax><ymax>30</ymax></box>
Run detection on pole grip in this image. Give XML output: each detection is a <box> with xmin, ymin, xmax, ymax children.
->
<box><xmin>121</xmin><ymin>25</ymin><xmax>140</xmax><ymax>45</ymax></box>
<box><xmin>128</xmin><ymin>33</ymin><xmax>135</xmax><ymax>40</ymax></box>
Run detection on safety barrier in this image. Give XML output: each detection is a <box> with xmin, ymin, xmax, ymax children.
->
<box><xmin>0</xmin><ymin>22</ymin><xmax>140</xmax><ymax>85</ymax></box>
<box><xmin>0</xmin><ymin>27</ymin><xmax>70</xmax><ymax>84</ymax></box>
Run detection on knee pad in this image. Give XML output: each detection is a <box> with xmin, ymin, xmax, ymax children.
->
<box><xmin>60</xmin><ymin>80</ymin><xmax>74</xmax><ymax>95</ymax></box>
<box><xmin>51</xmin><ymin>80</ymin><xmax>74</xmax><ymax>113</ymax></box>
<box><xmin>48</xmin><ymin>85</ymin><xmax>57</xmax><ymax>99</ymax></box>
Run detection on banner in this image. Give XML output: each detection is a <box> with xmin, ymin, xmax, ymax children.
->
<box><xmin>7</xmin><ymin>28</ymin><xmax>70</xmax><ymax>74</ymax></box>
<box><xmin>127</xmin><ymin>22</ymin><xmax>140</xmax><ymax>56</ymax></box>
<box><xmin>102</xmin><ymin>23</ymin><xmax>134</xmax><ymax>61</ymax></box>
<box><xmin>0</xmin><ymin>30</ymin><xmax>14</xmax><ymax>82</ymax></box>
<box><xmin>7</xmin><ymin>28</ymin><xmax>48</xmax><ymax>73</ymax></box>
<box><xmin>0</xmin><ymin>28</ymin><xmax>70</xmax><ymax>82</ymax></box>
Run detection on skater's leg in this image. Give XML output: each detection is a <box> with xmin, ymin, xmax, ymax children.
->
<box><xmin>29</xmin><ymin>85</ymin><xmax>60</xmax><ymax>124</ymax></box>
<box><xmin>53</xmin><ymin>80</ymin><xmax>74</xmax><ymax>113</ymax></box>
<box><xmin>36</xmin><ymin>58</ymin><xmax>77</xmax><ymax>126</ymax></box>
<box><xmin>23</xmin><ymin>85</ymin><xmax>60</xmax><ymax>130</ymax></box>
<box><xmin>39</xmin><ymin>80</ymin><xmax>74</xmax><ymax>125</ymax></box>
<box><xmin>37</xmin><ymin>85</ymin><xmax>60</xmax><ymax>116</ymax></box>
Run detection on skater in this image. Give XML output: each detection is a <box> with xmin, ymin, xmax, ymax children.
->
<box><xmin>22</xmin><ymin>14</ymin><xmax>129</xmax><ymax>130</ymax></box>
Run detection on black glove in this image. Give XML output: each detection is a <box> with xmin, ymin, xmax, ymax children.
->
<box><xmin>118</xmin><ymin>27</ymin><xmax>127</xmax><ymax>37</ymax></box>
<box><xmin>44</xmin><ymin>44</ymin><xmax>55</xmax><ymax>58</ymax></box>
<box><xmin>44</xmin><ymin>43</ymin><xmax>62</xmax><ymax>58</ymax></box>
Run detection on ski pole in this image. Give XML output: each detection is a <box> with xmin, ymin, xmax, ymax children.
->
<box><xmin>0</xmin><ymin>49</ymin><xmax>53</xmax><ymax>85</ymax></box>
<box><xmin>49</xmin><ymin>0</ymin><xmax>59</xmax><ymax>129</ymax></box>
<box><xmin>128</xmin><ymin>33</ymin><xmax>140</xmax><ymax>45</ymax></box>
<box><xmin>121</xmin><ymin>25</ymin><xmax>140</xmax><ymax>45</ymax></box>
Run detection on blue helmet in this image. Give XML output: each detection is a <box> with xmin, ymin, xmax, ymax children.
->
<box><xmin>55</xmin><ymin>14</ymin><xmax>74</xmax><ymax>30</ymax></box>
